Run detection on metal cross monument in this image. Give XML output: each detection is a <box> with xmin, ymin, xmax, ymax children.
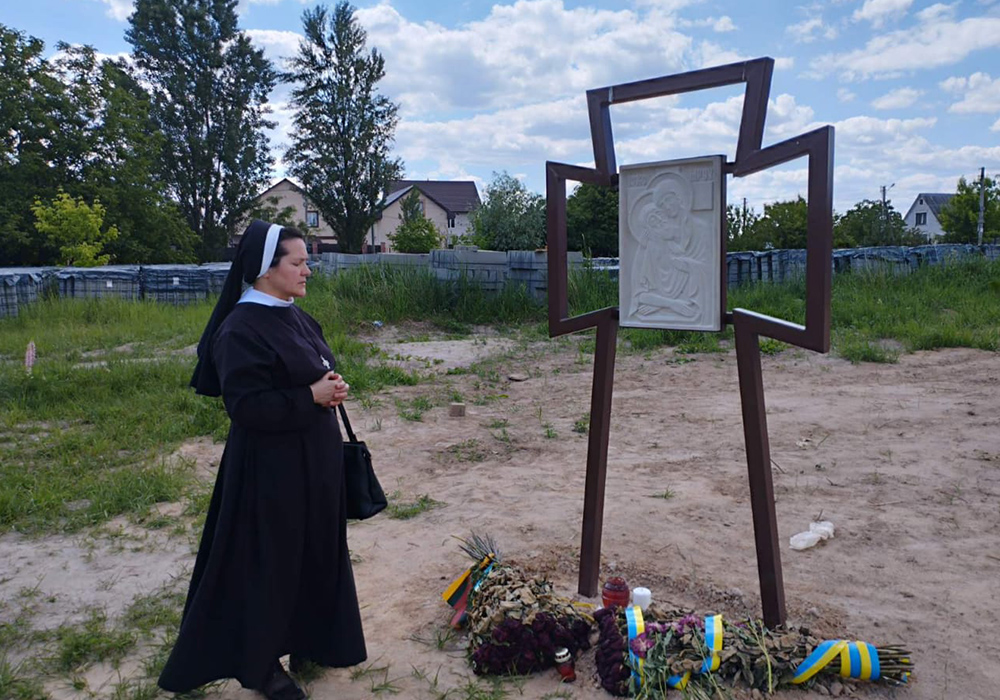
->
<box><xmin>545</xmin><ymin>57</ymin><xmax>834</xmax><ymax>629</ymax></box>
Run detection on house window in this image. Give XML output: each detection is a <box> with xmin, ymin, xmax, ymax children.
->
<box><xmin>306</xmin><ymin>210</ymin><xmax>319</xmax><ymax>228</ymax></box>
<box><xmin>448</xmin><ymin>215</ymin><xmax>456</xmax><ymax>228</ymax></box>
<box><xmin>915</xmin><ymin>212</ymin><xmax>927</xmax><ymax>226</ymax></box>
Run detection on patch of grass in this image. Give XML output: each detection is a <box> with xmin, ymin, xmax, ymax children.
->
<box><xmin>758</xmin><ymin>338</ymin><xmax>789</xmax><ymax>355</ymax></box>
<box><xmin>572</xmin><ymin>414</ymin><xmax>590</xmax><ymax>435</ymax></box>
<box><xmin>396</xmin><ymin>395</ymin><xmax>434</xmax><ymax>421</ymax></box>
<box><xmin>122</xmin><ymin>589</ymin><xmax>185</xmax><ymax>639</ymax></box>
<box><xmin>836</xmin><ymin>333</ymin><xmax>901</xmax><ymax>364</ymax></box>
<box><xmin>0</xmin><ymin>654</ymin><xmax>47</xmax><ymax>700</ymax></box>
<box><xmin>386</xmin><ymin>493</ymin><xmax>441</xmax><ymax>520</ymax></box>
<box><xmin>446</xmin><ymin>439</ymin><xmax>488</xmax><ymax>463</ymax></box>
<box><xmin>542</xmin><ymin>423</ymin><xmax>557</xmax><ymax>439</ymax></box>
<box><xmin>649</xmin><ymin>487</ymin><xmax>676</xmax><ymax>500</ymax></box>
<box><xmin>53</xmin><ymin>608</ymin><xmax>136</xmax><ymax>672</ymax></box>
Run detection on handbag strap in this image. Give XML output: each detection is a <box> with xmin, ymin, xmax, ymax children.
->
<box><xmin>337</xmin><ymin>403</ymin><xmax>359</xmax><ymax>443</ymax></box>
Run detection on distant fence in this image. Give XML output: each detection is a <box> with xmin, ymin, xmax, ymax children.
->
<box><xmin>2</xmin><ymin>244</ymin><xmax>998</xmax><ymax>318</ymax></box>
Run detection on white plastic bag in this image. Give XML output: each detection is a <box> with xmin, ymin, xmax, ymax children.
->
<box><xmin>790</xmin><ymin>520</ymin><xmax>836</xmax><ymax>550</ymax></box>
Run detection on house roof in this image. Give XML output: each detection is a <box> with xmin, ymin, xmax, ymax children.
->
<box><xmin>906</xmin><ymin>192</ymin><xmax>953</xmax><ymax>223</ymax></box>
<box><xmin>256</xmin><ymin>177</ymin><xmax>304</xmax><ymax>198</ymax></box>
<box><xmin>387</xmin><ymin>180</ymin><xmax>481</xmax><ymax>214</ymax></box>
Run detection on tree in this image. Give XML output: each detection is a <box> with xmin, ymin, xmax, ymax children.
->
<box><xmin>284</xmin><ymin>2</ymin><xmax>403</xmax><ymax>254</ymax></box>
<box><xmin>566</xmin><ymin>182</ymin><xmax>618</xmax><ymax>256</ymax></box>
<box><xmin>939</xmin><ymin>175</ymin><xmax>1000</xmax><ymax>244</ymax></box>
<box><xmin>469</xmin><ymin>171</ymin><xmax>545</xmax><ymax>251</ymax></box>
<box><xmin>127</xmin><ymin>0</ymin><xmax>277</xmax><ymax>259</ymax></box>
<box><xmin>246</xmin><ymin>195</ymin><xmax>308</xmax><ymax>231</ymax></box>
<box><xmin>726</xmin><ymin>201</ymin><xmax>763</xmax><ymax>251</ymax></box>
<box><xmin>753</xmin><ymin>196</ymin><xmax>809</xmax><ymax>250</ymax></box>
<box><xmin>32</xmin><ymin>191</ymin><xmax>118</xmax><ymax>266</ymax></box>
<box><xmin>0</xmin><ymin>24</ymin><xmax>64</xmax><ymax>264</ymax></box>
<box><xmin>834</xmin><ymin>198</ymin><xmax>924</xmax><ymax>247</ymax></box>
<box><xmin>389</xmin><ymin>189</ymin><xmax>441</xmax><ymax>253</ymax></box>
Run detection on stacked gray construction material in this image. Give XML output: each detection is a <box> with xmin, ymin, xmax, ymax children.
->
<box><xmin>726</xmin><ymin>252</ymin><xmax>756</xmax><ymax>286</ymax></box>
<box><xmin>430</xmin><ymin>248</ymin><xmax>508</xmax><ymax>293</ymax></box>
<box><xmin>846</xmin><ymin>246</ymin><xmax>911</xmax><ymax>275</ymax></box>
<box><xmin>141</xmin><ymin>265</ymin><xmax>211</xmax><ymax>304</ymax></box>
<box><xmin>982</xmin><ymin>244</ymin><xmax>1000</xmax><ymax>261</ymax></box>
<box><xmin>0</xmin><ymin>268</ymin><xmax>52</xmax><ymax>318</ymax></box>
<box><xmin>55</xmin><ymin>266</ymin><xmax>141</xmax><ymax>300</ymax></box>
<box><xmin>202</xmin><ymin>262</ymin><xmax>232</xmax><ymax>295</ymax></box>
<box><xmin>507</xmin><ymin>250</ymin><xmax>550</xmax><ymax>299</ymax></box>
<box><xmin>909</xmin><ymin>243</ymin><xmax>979</xmax><ymax>267</ymax></box>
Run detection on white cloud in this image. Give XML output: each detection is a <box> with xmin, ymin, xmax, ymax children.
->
<box><xmin>940</xmin><ymin>72</ymin><xmax>1000</xmax><ymax>113</ymax></box>
<box><xmin>355</xmin><ymin>1</ymin><xmax>695</xmax><ymax>117</ymax></box>
<box><xmin>993</xmin><ymin>118</ymin><xmax>1000</xmax><ymax>132</ymax></box>
<box><xmin>812</xmin><ymin>16</ymin><xmax>1000</xmax><ymax>79</ymax></box>
<box><xmin>871</xmin><ymin>87</ymin><xmax>923</xmax><ymax>110</ymax></box>
<box><xmin>713</xmin><ymin>16</ymin><xmax>737</xmax><ymax>32</ymax></box>
<box><xmin>853</xmin><ymin>0</ymin><xmax>914</xmax><ymax>28</ymax></box>
<box><xmin>916</xmin><ymin>3</ymin><xmax>958</xmax><ymax>22</ymax></box>
<box><xmin>100</xmin><ymin>0</ymin><xmax>133</xmax><ymax>21</ymax></box>
<box><xmin>775</xmin><ymin>57</ymin><xmax>795</xmax><ymax>71</ymax></box>
<box><xmin>786</xmin><ymin>17</ymin><xmax>838</xmax><ymax>43</ymax></box>
<box><xmin>245</xmin><ymin>29</ymin><xmax>302</xmax><ymax>62</ymax></box>
<box><xmin>837</xmin><ymin>88</ymin><xmax>857</xmax><ymax>102</ymax></box>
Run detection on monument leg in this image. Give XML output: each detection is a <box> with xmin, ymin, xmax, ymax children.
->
<box><xmin>734</xmin><ymin>314</ymin><xmax>786</xmax><ymax>628</ymax></box>
<box><xmin>578</xmin><ymin>312</ymin><xmax>620</xmax><ymax>598</ymax></box>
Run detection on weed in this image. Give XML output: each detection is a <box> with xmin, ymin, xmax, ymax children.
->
<box><xmin>542</xmin><ymin>423</ymin><xmax>558</xmax><ymax>439</ymax></box>
<box><xmin>53</xmin><ymin>607</ymin><xmax>136</xmax><ymax>672</ymax></box>
<box><xmin>0</xmin><ymin>654</ymin><xmax>47</xmax><ymax>700</ymax></box>
<box><xmin>649</xmin><ymin>488</ymin><xmax>676</xmax><ymax>500</ymax></box>
<box><xmin>386</xmin><ymin>493</ymin><xmax>441</xmax><ymax>520</ymax></box>
<box><xmin>396</xmin><ymin>396</ymin><xmax>433</xmax><ymax>422</ymax></box>
<box><xmin>758</xmin><ymin>338</ymin><xmax>788</xmax><ymax>355</ymax></box>
<box><xmin>572</xmin><ymin>415</ymin><xmax>590</xmax><ymax>435</ymax></box>
<box><xmin>446</xmin><ymin>439</ymin><xmax>488</xmax><ymax>463</ymax></box>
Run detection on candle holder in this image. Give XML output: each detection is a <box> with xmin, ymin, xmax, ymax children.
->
<box><xmin>554</xmin><ymin>647</ymin><xmax>576</xmax><ymax>682</ymax></box>
<box><xmin>602</xmin><ymin>576</ymin><xmax>629</xmax><ymax>609</ymax></box>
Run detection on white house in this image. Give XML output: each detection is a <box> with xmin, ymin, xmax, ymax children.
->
<box><xmin>370</xmin><ymin>180</ymin><xmax>481</xmax><ymax>252</ymax></box>
<box><xmin>903</xmin><ymin>193</ymin><xmax>953</xmax><ymax>241</ymax></box>
<box><xmin>241</xmin><ymin>178</ymin><xmax>337</xmax><ymax>251</ymax></box>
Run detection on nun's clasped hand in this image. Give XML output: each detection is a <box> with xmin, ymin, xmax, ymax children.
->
<box><xmin>310</xmin><ymin>371</ymin><xmax>349</xmax><ymax>408</ymax></box>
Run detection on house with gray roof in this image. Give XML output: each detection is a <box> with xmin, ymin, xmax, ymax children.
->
<box><xmin>370</xmin><ymin>180</ymin><xmax>481</xmax><ymax>252</ymax></box>
<box><xmin>903</xmin><ymin>193</ymin><xmax>953</xmax><ymax>241</ymax></box>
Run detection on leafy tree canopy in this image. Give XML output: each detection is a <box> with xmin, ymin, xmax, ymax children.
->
<box><xmin>469</xmin><ymin>171</ymin><xmax>545</xmax><ymax>251</ymax></box>
<box><xmin>127</xmin><ymin>0</ymin><xmax>276</xmax><ymax>259</ymax></box>
<box><xmin>939</xmin><ymin>175</ymin><xmax>1000</xmax><ymax>244</ymax></box>
<box><xmin>389</xmin><ymin>189</ymin><xmax>441</xmax><ymax>253</ymax></box>
<box><xmin>284</xmin><ymin>1</ymin><xmax>403</xmax><ymax>254</ymax></box>
<box><xmin>566</xmin><ymin>182</ymin><xmax>618</xmax><ymax>257</ymax></box>
<box><xmin>32</xmin><ymin>191</ymin><xmax>118</xmax><ymax>266</ymax></box>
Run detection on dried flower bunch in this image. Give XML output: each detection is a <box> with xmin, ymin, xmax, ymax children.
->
<box><xmin>594</xmin><ymin>606</ymin><xmax>913</xmax><ymax>699</ymax></box>
<box><xmin>453</xmin><ymin>534</ymin><xmax>593</xmax><ymax>677</ymax></box>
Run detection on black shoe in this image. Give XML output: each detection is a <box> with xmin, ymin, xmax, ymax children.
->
<box><xmin>260</xmin><ymin>662</ymin><xmax>307</xmax><ymax>700</ymax></box>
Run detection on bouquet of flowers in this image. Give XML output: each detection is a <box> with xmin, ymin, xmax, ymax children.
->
<box><xmin>595</xmin><ymin>605</ymin><xmax>913</xmax><ymax>698</ymax></box>
<box><xmin>443</xmin><ymin>534</ymin><xmax>593</xmax><ymax>677</ymax></box>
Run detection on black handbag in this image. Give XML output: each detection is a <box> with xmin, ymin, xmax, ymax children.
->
<box><xmin>338</xmin><ymin>404</ymin><xmax>387</xmax><ymax>520</ymax></box>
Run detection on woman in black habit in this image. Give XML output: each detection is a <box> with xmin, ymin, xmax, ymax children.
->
<box><xmin>158</xmin><ymin>221</ymin><xmax>366</xmax><ymax>700</ymax></box>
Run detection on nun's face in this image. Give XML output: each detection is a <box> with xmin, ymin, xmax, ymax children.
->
<box><xmin>262</xmin><ymin>238</ymin><xmax>311</xmax><ymax>299</ymax></box>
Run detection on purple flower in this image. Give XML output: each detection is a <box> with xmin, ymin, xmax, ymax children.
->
<box><xmin>629</xmin><ymin>632</ymin><xmax>656</xmax><ymax>658</ymax></box>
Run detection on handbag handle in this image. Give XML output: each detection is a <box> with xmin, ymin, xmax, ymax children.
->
<box><xmin>337</xmin><ymin>404</ymin><xmax>359</xmax><ymax>443</ymax></box>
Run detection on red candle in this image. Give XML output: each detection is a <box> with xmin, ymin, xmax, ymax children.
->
<box><xmin>602</xmin><ymin>576</ymin><xmax>629</xmax><ymax>609</ymax></box>
<box><xmin>554</xmin><ymin>648</ymin><xmax>576</xmax><ymax>683</ymax></box>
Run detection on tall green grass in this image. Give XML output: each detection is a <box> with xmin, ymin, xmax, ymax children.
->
<box><xmin>1</xmin><ymin>257</ymin><xmax>996</xmax><ymax>533</ymax></box>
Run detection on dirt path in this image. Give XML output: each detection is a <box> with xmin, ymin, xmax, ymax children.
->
<box><xmin>3</xmin><ymin>338</ymin><xmax>998</xmax><ymax>699</ymax></box>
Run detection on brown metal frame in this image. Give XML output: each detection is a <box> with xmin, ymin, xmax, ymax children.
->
<box><xmin>546</xmin><ymin>57</ymin><xmax>834</xmax><ymax>628</ymax></box>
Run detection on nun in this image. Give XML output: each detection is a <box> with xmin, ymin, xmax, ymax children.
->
<box><xmin>158</xmin><ymin>221</ymin><xmax>366</xmax><ymax>700</ymax></box>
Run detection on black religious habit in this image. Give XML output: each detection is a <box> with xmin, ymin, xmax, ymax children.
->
<box><xmin>158</xmin><ymin>302</ymin><xmax>366</xmax><ymax>693</ymax></box>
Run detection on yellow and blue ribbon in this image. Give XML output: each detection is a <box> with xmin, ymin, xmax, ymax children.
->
<box><xmin>663</xmin><ymin>615</ymin><xmax>723</xmax><ymax>690</ymax></box>
<box><xmin>793</xmin><ymin>640</ymin><xmax>883</xmax><ymax>684</ymax></box>
<box><xmin>625</xmin><ymin>605</ymin><xmax>645</xmax><ymax>687</ymax></box>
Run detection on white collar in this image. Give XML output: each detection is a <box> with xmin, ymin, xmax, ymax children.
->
<box><xmin>238</xmin><ymin>287</ymin><xmax>295</xmax><ymax>307</ymax></box>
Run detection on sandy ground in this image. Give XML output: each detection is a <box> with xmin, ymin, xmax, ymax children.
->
<box><xmin>2</xmin><ymin>333</ymin><xmax>999</xmax><ymax>700</ymax></box>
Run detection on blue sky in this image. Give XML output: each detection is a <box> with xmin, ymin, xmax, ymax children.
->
<box><xmin>5</xmin><ymin>0</ymin><xmax>1000</xmax><ymax>215</ymax></box>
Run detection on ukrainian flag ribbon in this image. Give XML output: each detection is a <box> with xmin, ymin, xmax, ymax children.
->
<box><xmin>663</xmin><ymin>615</ymin><xmax>723</xmax><ymax>690</ymax></box>
<box><xmin>625</xmin><ymin>605</ymin><xmax>645</xmax><ymax>687</ymax></box>
<box><xmin>792</xmin><ymin>640</ymin><xmax>882</xmax><ymax>684</ymax></box>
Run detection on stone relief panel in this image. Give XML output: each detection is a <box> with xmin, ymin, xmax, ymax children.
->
<box><xmin>618</xmin><ymin>156</ymin><xmax>724</xmax><ymax>331</ymax></box>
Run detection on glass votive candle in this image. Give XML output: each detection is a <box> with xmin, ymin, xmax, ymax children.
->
<box><xmin>632</xmin><ymin>586</ymin><xmax>652</xmax><ymax>610</ymax></box>
<box><xmin>554</xmin><ymin>647</ymin><xmax>576</xmax><ymax>682</ymax></box>
<box><xmin>602</xmin><ymin>576</ymin><xmax>629</xmax><ymax>609</ymax></box>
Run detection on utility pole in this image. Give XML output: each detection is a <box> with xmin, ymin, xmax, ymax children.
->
<box><xmin>978</xmin><ymin>166</ymin><xmax>986</xmax><ymax>246</ymax></box>
<box><xmin>880</xmin><ymin>184</ymin><xmax>894</xmax><ymax>244</ymax></box>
